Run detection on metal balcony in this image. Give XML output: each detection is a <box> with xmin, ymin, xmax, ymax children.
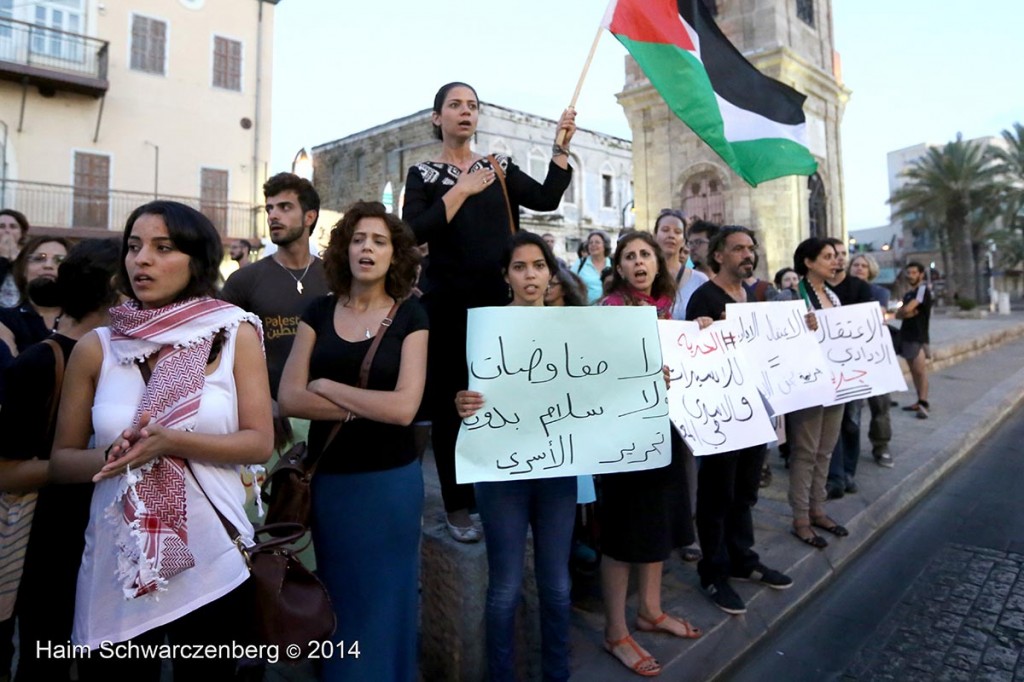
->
<box><xmin>0</xmin><ymin>17</ymin><xmax>108</xmax><ymax>97</ymax></box>
<box><xmin>0</xmin><ymin>180</ymin><xmax>259</xmax><ymax>240</ymax></box>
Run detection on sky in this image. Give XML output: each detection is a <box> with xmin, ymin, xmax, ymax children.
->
<box><xmin>270</xmin><ymin>1</ymin><xmax>1024</xmax><ymax>233</ymax></box>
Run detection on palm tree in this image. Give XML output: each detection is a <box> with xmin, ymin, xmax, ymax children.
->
<box><xmin>988</xmin><ymin>123</ymin><xmax>1024</xmax><ymax>266</ymax></box>
<box><xmin>890</xmin><ymin>135</ymin><xmax>1001</xmax><ymax>301</ymax></box>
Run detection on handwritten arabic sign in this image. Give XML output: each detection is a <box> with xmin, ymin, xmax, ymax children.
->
<box><xmin>814</xmin><ymin>302</ymin><xmax>908</xmax><ymax>405</ymax></box>
<box><xmin>659</xmin><ymin>319</ymin><xmax>777</xmax><ymax>456</ymax></box>
<box><xmin>725</xmin><ymin>301</ymin><xmax>834</xmax><ymax>415</ymax></box>
<box><xmin>455</xmin><ymin>307</ymin><xmax>671</xmax><ymax>483</ymax></box>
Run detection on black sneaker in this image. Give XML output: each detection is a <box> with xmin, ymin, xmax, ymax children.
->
<box><xmin>826</xmin><ymin>482</ymin><xmax>845</xmax><ymax>500</ymax></box>
<box><xmin>873</xmin><ymin>451</ymin><xmax>894</xmax><ymax>468</ymax></box>
<box><xmin>703</xmin><ymin>580</ymin><xmax>746</xmax><ymax>614</ymax></box>
<box><xmin>733</xmin><ymin>564</ymin><xmax>794</xmax><ymax>590</ymax></box>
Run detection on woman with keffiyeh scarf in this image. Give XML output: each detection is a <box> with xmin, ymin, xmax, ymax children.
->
<box><xmin>49</xmin><ymin>201</ymin><xmax>273</xmax><ymax>680</ymax></box>
<box><xmin>786</xmin><ymin>237</ymin><xmax>848</xmax><ymax>550</ymax></box>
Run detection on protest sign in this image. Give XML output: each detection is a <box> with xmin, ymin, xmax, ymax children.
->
<box><xmin>726</xmin><ymin>300</ymin><xmax>834</xmax><ymax>415</ymax></box>
<box><xmin>814</xmin><ymin>302</ymin><xmax>908</xmax><ymax>405</ymax></box>
<box><xmin>659</xmin><ymin>319</ymin><xmax>777</xmax><ymax>455</ymax></box>
<box><xmin>455</xmin><ymin>306</ymin><xmax>671</xmax><ymax>484</ymax></box>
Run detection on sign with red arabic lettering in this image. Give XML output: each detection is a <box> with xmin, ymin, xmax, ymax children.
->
<box><xmin>659</xmin><ymin>319</ymin><xmax>777</xmax><ymax>455</ymax></box>
<box><xmin>813</xmin><ymin>303</ymin><xmax>908</xmax><ymax>405</ymax></box>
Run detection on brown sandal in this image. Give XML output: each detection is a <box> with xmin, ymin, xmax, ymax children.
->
<box><xmin>604</xmin><ymin>634</ymin><xmax>661</xmax><ymax>677</ymax></box>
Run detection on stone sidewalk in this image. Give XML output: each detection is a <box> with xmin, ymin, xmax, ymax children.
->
<box><xmin>569</xmin><ymin>310</ymin><xmax>1024</xmax><ymax>681</ymax></box>
<box><xmin>267</xmin><ymin>310</ymin><xmax>1024</xmax><ymax>682</ymax></box>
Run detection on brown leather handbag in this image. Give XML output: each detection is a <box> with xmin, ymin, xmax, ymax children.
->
<box><xmin>238</xmin><ymin>521</ymin><xmax>336</xmax><ymax>655</ymax></box>
<box><xmin>260</xmin><ymin>299</ymin><xmax>401</xmax><ymax>528</ymax></box>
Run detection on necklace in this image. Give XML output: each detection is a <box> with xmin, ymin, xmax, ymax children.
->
<box><xmin>343</xmin><ymin>298</ymin><xmax>392</xmax><ymax>339</ymax></box>
<box><xmin>273</xmin><ymin>255</ymin><xmax>313</xmax><ymax>294</ymax></box>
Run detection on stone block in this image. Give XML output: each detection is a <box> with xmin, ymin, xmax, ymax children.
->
<box><xmin>419</xmin><ymin>518</ymin><xmax>543</xmax><ymax>681</ymax></box>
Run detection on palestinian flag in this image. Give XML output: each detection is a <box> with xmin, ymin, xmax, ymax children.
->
<box><xmin>603</xmin><ymin>0</ymin><xmax>818</xmax><ymax>186</ymax></box>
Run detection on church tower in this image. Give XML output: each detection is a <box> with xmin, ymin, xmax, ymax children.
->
<box><xmin>617</xmin><ymin>0</ymin><xmax>850</xmax><ymax>275</ymax></box>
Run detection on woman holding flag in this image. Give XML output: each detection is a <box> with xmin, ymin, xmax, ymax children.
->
<box><xmin>402</xmin><ymin>81</ymin><xmax>576</xmax><ymax>542</ymax></box>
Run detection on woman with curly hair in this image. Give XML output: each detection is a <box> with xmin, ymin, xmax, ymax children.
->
<box><xmin>279</xmin><ymin>201</ymin><xmax>428</xmax><ymax>682</ymax></box>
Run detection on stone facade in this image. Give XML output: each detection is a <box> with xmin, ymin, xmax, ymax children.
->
<box><xmin>310</xmin><ymin>104</ymin><xmax>633</xmax><ymax>262</ymax></box>
<box><xmin>616</xmin><ymin>0</ymin><xmax>850</xmax><ymax>277</ymax></box>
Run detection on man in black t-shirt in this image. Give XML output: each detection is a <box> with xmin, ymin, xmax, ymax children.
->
<box><xmin>896</xmin><ymin>262</ymin><xmax>932</xmax><ymax>419</ymax></box>
<box><xmin>221</xmin><ymin>173</ymin><xmax>328</xmax><ymax>449</ymax></box>
<box><xmin>823</xmin><ymin>238</ymin><xmax>875</xmax><ymax>500</ymax></box>
<box><xmin>221</xmin><ymin>173</ymin><xmax>328</xmax><ymax>400</ymax></box>
<box><xmin>685</xmin><ymin>226</ymin><xmax>793</xmax><ymax>615</ymax></box>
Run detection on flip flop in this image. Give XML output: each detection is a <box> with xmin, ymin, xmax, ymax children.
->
<box><xmin>811</xmin><ymin>517</ymin><xmax>849</xmax><ymax>537</ymax></box>
<box><xmin>604</xmin><ymin>635</ymin><xmax>661</xmax><ymax>677</ymax></box>
<box><xmin>791</xmin><ymin>527</ymin><xmax>828</xmax><ymax>549</ymax></box>
<box><xmin>636</xmin><ymin>612</ymin><xmax>702</xmax><ymax>639</ymax></box>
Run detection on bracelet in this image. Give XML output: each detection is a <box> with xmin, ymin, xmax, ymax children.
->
<box><xmin>345</xmin><ymin>411</ymin><xmax>357</xmax><ymax>423</ymax></box>
<box><xmin>551</xmin><ymin>143</ymin><xmax>570</xmax><ymax>157</ymax></box>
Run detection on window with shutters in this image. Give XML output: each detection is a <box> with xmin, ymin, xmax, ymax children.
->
<box><xmin>200</xmin><ymin>168</ymin><xmax>229</xmax><ymax>234</ymax></box>
<box><xmin>130</xmin><ymin>14</ymin><xmax>166</xmax><ymax>75</ymax></box>
<box><xmin>73</xmin><ymin>152</ymin><xmax>110</xmax><ymax>228</ymax></box>
<box><xmin>212</xmin><ymin>35</ymin><xmax>241</xmax><ymax>91</ymax></box>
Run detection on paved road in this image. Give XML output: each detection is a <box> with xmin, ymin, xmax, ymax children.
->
<box><xmin>723</xmin><ymin>406</ymin><xmax>1024</xmax><ymax>682</ymax></box>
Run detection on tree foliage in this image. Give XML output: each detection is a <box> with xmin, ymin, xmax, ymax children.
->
<box><xmin>890</xmin><ymin>134</ymin><xmax>1001</xmax><ymax>299</ymax></box>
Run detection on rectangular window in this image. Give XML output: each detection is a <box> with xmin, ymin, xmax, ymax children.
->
<box><xmin>212</xmin><ymin>35</ymin><xmax>241</xmax><ymax>91</ymax></box>
<box><xmin>355</xmin><ymin>153</ymin><xmax>366</xmax><ymax>182</ymax></box>
<box><xmin>131</xmin><ymin>14</ymin><xmax>166</xmax><ymax>75</ymax></box>
<box><xmin>386</xmin><ymin>147</ymin><xmax>400</xmax><ymax>176</ymax></box>
<box><xmin>0</xmin><ymin>0</ymin><xmax>12</xmax><ymax>39</ymax></box>
<box><xmin>200</xmin><ymin>168</ymin><xmax>229</xmax><ymax>233</ymax></box>
<box><xmin>73</xmin><ymin>151</ymin><xmax>110</xmax><ymax>229</ymax></box>
<box><xmin>796</xmin><ymin>0</ymin><xmax>814</xmax><ymax>27</ymax></box>
<box><xmin>563</xmin><ymin>176</ymin><xmax>576</xmax><ymax>204</ymax></box>
<box><xmin>528</xmin><ymin>155</ymin><xmax>547</xmax><ymax>183</ymax></box>
<box><xmin>602</xmin><ymin>174</ymin><xmax>614</xmax><ymax>208</ymax></box>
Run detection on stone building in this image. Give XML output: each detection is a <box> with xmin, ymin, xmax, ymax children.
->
<box><xmin>617</xmin><ymin>0</ymin><xmax>850</xmax><ymax>276</ymax></box>
<box><xmin>310</xmin><ymin>103</ymin><xmax>633</xmax><ymax>262</ymax></box>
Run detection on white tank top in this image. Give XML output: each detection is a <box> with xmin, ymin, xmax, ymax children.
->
<box><xmin>73</xmin><ymin>326</ymin><xmax>253</xmax><ymax>649</ymax></box>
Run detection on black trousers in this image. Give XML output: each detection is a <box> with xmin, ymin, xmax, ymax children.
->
<box><xmin>76</xmin><ymin>580</ymin><xmax>256</xmax><ymax>681</ymax></box>
<box><xmin>423</xmin><ymin>298</ymin><xmax>476</xmax><ymax>513</ymax></box>
<box><xmin>696</xmin><ymin>444</ymin><xmax>766</xmax><ymax>586</ymax></box>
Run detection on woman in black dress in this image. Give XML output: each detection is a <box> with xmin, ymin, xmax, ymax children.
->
<box><xmin>402</xmin><ymin>81</ymin><xmax>576</xmax><ymax>541</ymax></box>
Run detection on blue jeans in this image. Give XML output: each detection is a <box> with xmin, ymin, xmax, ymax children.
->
<box><xmin>475</xmin><ymin>477</ymin><xmax>576</xmax><ymax>682</ymax></box>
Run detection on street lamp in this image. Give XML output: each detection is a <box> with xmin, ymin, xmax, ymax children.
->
<box><xmin>144</xmin><ymin>141</ymin><xmax>159</xmax><ymax>198</ymax></box>
<box><xmin>292</xmin><ymin>148</ymin><xmax>312</xmax><ymax>181</ymax></box>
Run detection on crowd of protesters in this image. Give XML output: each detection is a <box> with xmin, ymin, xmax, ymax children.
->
<box><xmin>0</xmin><ymin>81</ymin><xmax>933</xmax><ymax>682</ymax></box>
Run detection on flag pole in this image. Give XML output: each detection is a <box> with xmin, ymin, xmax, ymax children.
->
<box><xmin>557</xmin><ymin>25</ymin><xmax>605</xmax><ymax>145</ymax></box>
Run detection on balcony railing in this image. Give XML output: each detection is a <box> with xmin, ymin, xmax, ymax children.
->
<box><xmin>0</xmin><ymin>179</ymin><xmax>259</xmax><ymax>240</ymax></box>
<box><xmin>0</xmin><ymin>17</ymin><xmax>108</xmax><ymax>96</ymax></box>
